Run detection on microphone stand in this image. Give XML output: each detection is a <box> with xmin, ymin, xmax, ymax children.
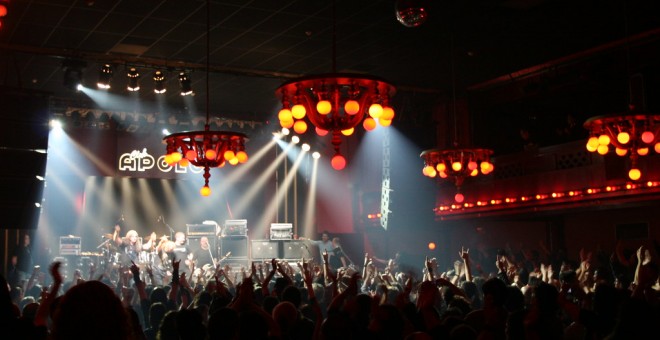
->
<box><xmin>160</xmin><ymin>216</ymin><xmax>175</xmax><ymax>240</ymax></box>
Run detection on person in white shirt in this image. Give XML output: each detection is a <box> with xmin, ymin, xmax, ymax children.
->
<box><xmin>300</xmin><ymin>231</ymin><xmax>334</xmax><ymax>263</ymax></box>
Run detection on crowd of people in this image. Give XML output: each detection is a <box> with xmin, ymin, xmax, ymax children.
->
<box><xmin>2</xmin><ymin>232</ymin><xmax>658</xmax><ymax>340</ymax></box>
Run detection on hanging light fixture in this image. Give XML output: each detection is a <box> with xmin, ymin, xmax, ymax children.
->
<box><xmin>162</xmin><ymin>0</ymin><xmax>248</xmax><ymax>196</ymax></box>
<box><xmin>179</xmin><ymin>71</ymin><xmax>193</xmax><ymax>96</ymax></box>
<box><xmin>584</xmin><ymin>111</ymin><xmax>660</xmax><ymax>181</ymax></box>
<box><xmin>275</xmin><ymin>1</ymin><xmax>396</xmax><ymax>170</ymax></box>
<box><xmin>419</xmin><ymin>35</ymin><xmax>494</xmax><ymax>203</ymax></box>
<box><xmin>153</xmin><ymin>70</ymin><xmax>166</xmax><ymax>94</ymax></box>
<box><xmin>583</xmin><ymin>3</ymin><xmax>659</xmax><ymax>181</ymax></box>
<box><xmin>97</xmin><ymin>64</ymin><xmax>113</xmax><ymax>89</ymax></box>
<box><xmin>127</xmin><ymin>67</ymin><xmax>140</xmax><ymax>92</ymax></box>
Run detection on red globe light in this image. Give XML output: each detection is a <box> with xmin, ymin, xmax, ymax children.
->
<box><xmin>331</xmin><ymin>154</ymin><xmax>346</xmax><ymax>170</ymax></box>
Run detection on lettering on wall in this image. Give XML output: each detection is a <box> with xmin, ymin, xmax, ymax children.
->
<box><xmin>118</xmin><ymin>148</ymin><xmax>202</xmax><ymax>174</ymax></box>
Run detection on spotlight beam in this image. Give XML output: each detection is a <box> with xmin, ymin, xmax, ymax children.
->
<box><xmin>254</xmin><ymin>147</ymin><xmax>306</xmax><ymax>237</ymax></box>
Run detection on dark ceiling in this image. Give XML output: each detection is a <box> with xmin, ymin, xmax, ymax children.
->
<box><xmin>2</xmin><ymin>0</ymin><xmax>660</xmax><ymax>152</ymax></box>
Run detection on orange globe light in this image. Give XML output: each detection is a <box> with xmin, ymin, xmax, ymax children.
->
<box><xmin>378</xmin><ymin>118</ymin><xmax>392</xmax><ymax>127</ymax></box>
<box><xmin>617</xmin><ymin>132</ymin><xmax>630</xmax><ymax>144</ymax></box>
<box><xmin>451</xmin><ymin>161</ymin><xmax>462</xmax><ymax>171</ymax></box>
<box><xmin>638</xmin><ymin>147</ymin><xmax>649</xmax><ymax>156</ymax></box>
<box><xmin>423</xmin><ymin>165</ymin><xmax>436</xmax><ymax>177</ymax></box>
<box><xmin>280</xmin><ymin>119</ymin><xmax>294</xmax><ymax>129</ymax></box>
<box><xmin>629</xmin><ymin>168</ymin><xmax>641</xmax><ymax>181</ymax></box>
<box><xmin>363</xmin><ymin>117</ymin><xmax>377</xmax><ymax>131</ymax></box>
<box><xmin>278</xmin><ymin>108</ymin><xmax>292</xmax><ymax>121</ymax></box>
<box><xmin>428</xmin><ymin>242</ymin><xmax>436</xmax><ymax>250</ymax></box>
<box><xmin>597</xmin><ymin>144</ymin><xmax>609</xmax><ymax>155</ymax></box>
<box><xmin>293</xmin><ymin>120</ymin><xmax>308</xmax><ymax>134</ymax></box>
<box><xmin>315</xmin><ymin>127</ymin><xmax>328</xmax><ymax>136</ymax></box>
<box><xmin>615</xmin><ymin>148</ymin><xmax>628</xmax><ymax>156</ymax></box>
<box><xmin>454</xmin><ymin>193</ymin><xmax>465</xmax><ymax>203</ymax></box>
<box><xmin>0</xmin><ymin>5</ymin><xmax>7</xmax><ymax>17</ymax></box>
<box><xmin>467</xmin><ymin>161</ymin><xmax>478</xmax><ymax>170</ymax></box>
<box><xmin>368</xmin><ymin>103</ymin><xmax>383</xmax><ymax>118</ymax></box>
<box><xmin>470</xmin><ymin>169</ymin><xmax>479</xmax><ymax>176</ymax></box>
<box><xmin>291</xmin><ymin>104</ymin><xmax>306</xmax><ymax>119</ymax></box>
<box><xmin>179</xmin><ymin>158</ymin><xmax>189</xmax><ymax>167</ymax></box>
<box><xmin>228</xmin><ymin>157</ymin><xmax>239</xmax><ymax>165</ymax></box>
<box><xmin>598</xmin><ymin>134</ymin><xmax>610</xmax><ymax>146</ymax></box>
<box><xmin>341</xmin><ymin>127</ymin><xmax>354</xmax><ymax>136</ymax></box>
<box><xmin>316</xmin><ymin>100</ymin><xmax>332</xmax><ymax>115</ymax></box>
<box><xmin>236</xmin><ymin>151</ymin><xmax>248</xmax><ymax>163</ymax></box>
<box><xmin>641</xmin><ymin>131</ymin><xmax>655</xmax><ymax>144</ymax></box>
<box><xmin>331</xmin><ymin>154</ymin><xmax>346</xmax><ymax>170</ymax></box>
<box><xmin>171</xmin><ymin>152</ymin><xmax>182</xmax><ymax>163</ymax></box>
<box><xmin>436</xmin><ymin>163</ymin><xmax>447</xmax><ymax>172</ymax></box>
<box><xmin>164</xmin><ymin>154</ymin><xmax>174</xmax><ymax>165</ymax></box>
<box><xmin>205</xmin><ymin>149</ymin><xmax>217</xmax><ymax>160</ymax></box>
<box><xmin>439</xmin><ymin>171</ymin><xmax>448</xmax><ymax>178</ymax></box>
<box><xmin>586</xmin><ymin>136</ymin><xmax>599</xmax><ymax>151</ymax></box>
<box><xmin>224</xmin><ymin>150</ymin><xmax>235</xmax><ymax>161</ymax></box>
<box><xmin>185</xmin><ymin>149</ymin><xmax>197</xmax><ymax>161</ymax></box>
<box><xmin>344</xmin><ymin>100</ymin><xmax>360</xmax><ymax>115</ymax></box>
<box><xmin>200</xmin><ymin>186</ymin><xmax>211</xmax><ymax>196</ymax></box>
<box><xmin>381</xmin><ymin>106</ymin><xmax>395</xmax><ymax>120</ymax></box>
<box><xmin>655</xmin><ymin>142</ymin><xmax>660</xmax><ymax>153</ymax></box>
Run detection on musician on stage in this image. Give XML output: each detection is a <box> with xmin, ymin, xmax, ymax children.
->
<box><xmin>149</xmin><ymin>236</ymin><xmax>174</xmax><ymax>286</ymax></box>
<box><xmin>192</xmin><ymin>236</ymin><xmax>215</xmax><ymax>269</ymax></box>
<box><xmin>116</xmin><ymin>230</ymin><xmax>150</xmax><ymax>266</ymax></box>
<box><xmin>172</xmin><ymin>232</ymin><xmax>192</xmax><ymax>278</ymax></box>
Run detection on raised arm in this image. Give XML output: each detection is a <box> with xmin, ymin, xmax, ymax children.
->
<box><xmin>34</xmin><ymin>261</ymin><xmax>63</xmax><ymax>327</ymax></box>
<box><xmin>459</xmin><ymin>247</ymin><xmax>473</xmax><ymax>282</ymax></box>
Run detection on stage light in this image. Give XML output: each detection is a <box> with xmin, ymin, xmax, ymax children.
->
<box><xmin>97</xmin><ymin>64</ymin><xmax>113</xmax><ymax>89</ymax></box>
<box><xmin>50</xmin><ymin>119</ymin><xmax>62</xmax><ymax>129</ymax></box>
<box><xmin>292</xmin><ymin>136</ymin><xmax>300</xmax><ymax>144</ymax></box>
<box><xmin>179</xmin><ymin>72</ymin><xmax>193</xmax><ymax>96</ymax></box>
<box><xmin>62</xmin><ymin>60</ymin><xmax>86</xmax><ymax>91</ymax></box>
<box><xmin>127</xmin><ymin>67</ymin><xmax>140</xmax><ymax>91</ymax></box>
<box><xmin>301</xmin><ymin>143</ymin><xmax>310</xmax><ymax>151</ymax></box>
<box><xmin>153</xmin><ymin>70</ymin><xmax>166</xmax><ymax>94</ymax></box>
<box><xmin>312</xmin><ymin>152</ymin><xmax>320</xmax><ymax>159</ymax></box>
<box><xmin>281</xmin><ymin>128</ymin><xmax>290</xmax><ymax>136</ymax></box>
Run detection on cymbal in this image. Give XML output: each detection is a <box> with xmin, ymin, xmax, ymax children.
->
<box><xmin>103</xmin><ymin>233</ymin><xmax>114</xmax><ymax>239</ymax></box>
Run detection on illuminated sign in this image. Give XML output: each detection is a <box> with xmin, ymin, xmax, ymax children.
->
<box><xmin>118</xmin><ymin>148</ymin><xmax>202</xmax><ymax>174</ymax></box>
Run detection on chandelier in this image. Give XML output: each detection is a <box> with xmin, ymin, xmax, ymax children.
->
<box><xmin>419</xmin><ymin>34</ymin><xmax>494</xmax><ymax>203</ymax></box>
<box><xmin>275</xmin><ymin>74</ymin><xmax>396</xmax><ymax>170</ymax></box>
<box><xmin>421</xmin><ymin>148</ymin><xmax>494</xmax><ymax>203</ymax></box>
<box><xmin>275</xmin><ymin>2</ymin><xmax>396</xmax><ymax>170</ymax></box>
<box><xmin>163</xmin><ymin>0</ymin><xmax>248</xmax><ymax>196</ymax></box>
<box><xmin>584</xmin><ymin>113</ymin><xmax>660</xmax><ymax>180</ymax></box>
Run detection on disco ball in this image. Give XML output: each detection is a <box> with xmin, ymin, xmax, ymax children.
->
<box><xmin>395</xmin><ymin>0</ymin><xmax>429</xmax><ymax>28</ymax></box>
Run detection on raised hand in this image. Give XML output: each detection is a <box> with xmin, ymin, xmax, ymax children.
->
<box><xmin>459</xmin><ymin>247</ymin><xmax>470</xmax><ymax>261</ymax></box>
<box><xmin>270</xmin><ymin>258</ymin><xmax>278</xmax><ymax>272</ymax></box>
<box><xmin>50</xmin><ymin>261</ymin><xmax>63</xmax><ymax>285</ymax></box>
<box><xmin>322</xmin><ymin>250</ymin><xmax>329</xmax><ymax>265</ymax></box>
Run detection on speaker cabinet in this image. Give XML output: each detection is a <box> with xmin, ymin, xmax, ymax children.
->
<box><xmin>220</xmin><ymin>236</ymin><xmax>248</xmax><ymax>258</ymax></box>
<box><xmin>251</xmin><ymin>240</ymin><xmax>279</xmax><ymax>259</ymax></box>
<box><xmin>282</xmin><ymin>240</ymin><xmax>307</xmax><ymax>259</ymax></box>
<box><xmin>188</xmin><ymin>236</ymin><xmax>218</xmax><ymax>258</ymax></box>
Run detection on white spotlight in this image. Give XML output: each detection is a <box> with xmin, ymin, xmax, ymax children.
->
<box><xmin>35</xmin><ymin>202</ymin><xmax>41</xmax><ymax>208</ymax></box>
<box><xmin>35</xmin><ymin>175</ymin><xmax>45</xmax><ymax>181</ymax></box>
<box><xmin>291</xmin><ymin>136</ymin><xmax>300</xmax><ymax>144</ymax></box>
<box><xmin>50</xmin><ymin>119</ymin><xmax>62</xmax><ymax>129</ymax></box>
<box><xmin>302</xmin><ymin>143</ymin><xmax>310</xmax><ymax>151</ymax></box>
<box><xmin>281</xmin><ymin>128</ymin><xmax>290</xmax><ymax>136</ymax></box>
<box><xmin>162</xmin><ymin>128</ymin><xmax>170</xmax><ymax>136</ymax></box>
<box><xmin>76</xmin><ymin>84</ymin><xmax>84</xmax><ymax>91</ymax></box>
<box><xmin>312</xmin><ymin>151</ymin><xmax>321</xmax><ymax>159</ymax></box>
